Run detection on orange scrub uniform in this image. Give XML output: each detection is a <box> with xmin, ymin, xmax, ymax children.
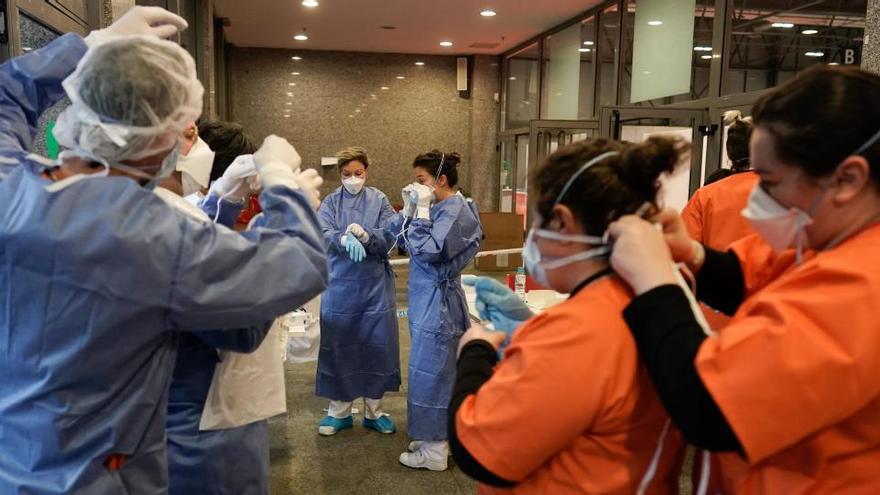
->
<box><xmin>455</xmin><ymin>276</ymin><xmax>684</xmax><ymax>494</ymax></box>
<box><xmin>693</xmin><ymin>224</ymin><xmax>880</xmax><ymax>494</ymax></box>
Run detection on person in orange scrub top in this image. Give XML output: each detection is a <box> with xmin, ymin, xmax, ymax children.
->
<box><xmin>608</xmin><ymin>65</ymin><xmax>880</xmax><ymax>494</ymax></box>
<box><xmin>449</xmin><ymin>137</ymin><xmax>687</xmax><ymax>494</ymax></box>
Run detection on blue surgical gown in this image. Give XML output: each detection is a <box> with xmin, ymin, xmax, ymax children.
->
<box><xmin>387</xmin><ymin>194</ymin><xmax>482</xmax><ymax>440</ymax></box>
<box><xmin>316</xmin><ymin>186</ymin><xmax>400</xmax><ymax>401</ymax></box>
<box><xmin>166</xmin><ymin>195</ymin><xmax>272</xmax><ymax>495</ymax></box>
<box><xmin>0</xmin><ymin>34</ymin><xmax>328</xmax><ymax>494</ymax></box>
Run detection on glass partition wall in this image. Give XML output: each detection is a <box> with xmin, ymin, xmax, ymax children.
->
<box><xmin>496</xmin><ymin>0</ymin><xmax>867</xmax><ymax>211</ymax></box>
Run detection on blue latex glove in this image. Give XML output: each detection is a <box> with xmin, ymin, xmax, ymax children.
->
<box><xmin>345</xmin><ymin>235</ymin><xmax>366</xmax><ymax>263</ymax></box>
<box><xmin>463</xmin><ymin>276</ymin><xmax>534</xmax><ymax>337</ymax></box>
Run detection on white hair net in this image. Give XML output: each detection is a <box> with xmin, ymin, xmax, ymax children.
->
<box><xmin>53</xmin><ymin>35</ymin><xmax>204</xmax><ymax>163</ymax></box>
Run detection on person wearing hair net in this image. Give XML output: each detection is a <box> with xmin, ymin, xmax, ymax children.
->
<box><xmin>0</xmin><ymin>6</ymin><xmax>328</xmax><ymax>494</ymax></box>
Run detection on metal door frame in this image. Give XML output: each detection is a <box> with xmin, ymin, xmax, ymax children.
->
<box><xmin>599</xmin><ymin>106</ymin><xmax>711</xmax><ymax>197</ymax></box>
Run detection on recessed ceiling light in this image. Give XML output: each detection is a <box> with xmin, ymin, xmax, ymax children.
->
<box><xmin>302</xmin><ymin>0</ymin><xmax>318</xmax><ymax>7</ymax></box>
<box><xmin>381</xmin><ymin>86</ymin><xmax>390</xmax><ymax>90</ymax></box>
<box><xmin>286</xmin><ymin>92</ymin><xmax>294</xmax><ymax>96</ymax></box>
<box><xmin>700</xmin><ymin>55</ymin><xmax>713</xmax><ymax>59</ymax></box>
<box><xmin>828</xmin><ymin>62</ymin><xmax>840</xmax><ymax>65</ymax></box>
<box><xmin>508</xmin><ymin>76</ymin><xmax>517</xmax><ymax>81</ymax></box>
<box><xmin>370</xmin><ymin>94</ymin><xmax>377</xmax><ymax>97</ymax></box>
<box><xmin>284</xmin><ymin>115</ymin><xmax>291</xmax><ymax>118</ymax></box>
<box><xmin>578</xmin><ymin>48</ymin><xmax>591</xmax><ymax>53</ymax></box>
<box><xmin>802</xmin><ymin>29</ymin><xmax>819</xmax><ymax>35</ymax></box>
<box><xmin>355</xmin><ymin>109</ymin><xmax>361</xmax><ymax>113</ymax></box>
<box><xmin>22</xmin><ymin>47</ymin><xmax>33</xmax><ymax>52</ymax></box>
<box><xmin>396</xmin><ymin>75</ymin><xmax>405</xmax><ymax>80</ymax></box>
<box><xmin>694</xmin><ymin>46</ymin><xmax>712</xmax><ymax>51</ymax></box>
<box><xmin>805</xmin><ymin>51</ymin><xmax>825</xmax><ymax>57</ymax></box>
<box><xmin>647</xmin><ymin>20</ymin><xmax>663</xmax><ymax>26</ymax></box>
<box><xmin>480</xmin><ymin>9</ymin><xmax>497</xmax><ymax>17</ymax></box>
<box><xmin>415</xmin><ymin>61</ymin><xmax>425</xmax><ymax>66</ymax></box>
<box><xmin>286</xmin><ymin>102</ymin><xmax>292</xmax><ymax>105</ymax></box>
<box><xmin>291</xmin><ymin>72</ymin><xmax>300</xmax><ymax>75</ymax></box>
<box><xmin>288</xmin><ymin>82</ymin><xmax>296</xmax><ymax>86</ymax></box>
<box><xmin>440</xmin><ymin>41</ymin><xmax>453</xmax><ymax>47</ymax></box>
<box><xmin>294</xmin><ymin>34</ymin><xmax>309</xmax><ymax>41</ymax></box>
<box><xmin>583</xmin><ymin>41</ymin><xmax>594</xmax><ymax>46</ymax></box>
<box><xmin>771</xmin><ymin>22</ymin><xmax>794</xmax><ymax>28</ymax></box>
<box><xmin>291</xmin><ymin>56</ymin><xmax>302</xmax><ymax>61</ymax></box>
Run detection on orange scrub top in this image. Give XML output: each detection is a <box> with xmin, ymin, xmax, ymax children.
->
<box><xmin>682</xmin><ymin>172</ymin><xmax>760</xmax><ymax>333</ymax></box>
<box><xmin>456</xmin><ymin>276</ymin><xmax>684</xmax><ymax>495</ymax></box>
<box><xmin>695</xmin><ymin>225</ymin><xmax>880</xmax><ymax>494</ymax></box>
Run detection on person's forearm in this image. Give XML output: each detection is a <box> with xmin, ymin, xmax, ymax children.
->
<box><xmin>696</xmin><ymin>248</ymin><xmax>746</xmax><ymax>316</ymax></box>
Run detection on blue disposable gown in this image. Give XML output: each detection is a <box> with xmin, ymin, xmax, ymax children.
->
<box><xmin>387</xmin><ymin>194</ymin><xmax>482</xmax><ymax>440</ymax></box>
<box><xmin>165</xmin><ymin>195</ymin><xmax>272</xmax><ymax>495</ymax></box>
<box><xmin>316</xmin><ymin>186</ymin><xmax>400</xmax><ymax>401</ymax></box>
<box><xmin>0</xmin><ymin>34</ymin><xmax>328</xmax><ymax>494</ymax></box>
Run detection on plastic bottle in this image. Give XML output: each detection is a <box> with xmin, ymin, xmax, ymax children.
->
<box><xmin>514</xmin><ymin>266</ymin><xmax>526</xmax><ymax>302</ymax></box>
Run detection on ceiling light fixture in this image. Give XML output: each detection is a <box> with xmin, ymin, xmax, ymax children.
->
<box><xmin>578</xmin><ymin>48</ymin><xmax>591</xmax><ymax>53</ymax></box>
<box><xmin>294</xmin><ymin>34</ymin><xmax>308</xmax><ymax>41</ymax></box>
<box><xmin>415</xmin><ymin>61</ymin><xmax>425</xmax><ymax>66</ymax></box>
<box><xmin>480</xmin><ymin>9</ymin><xmax>497</xmax><ymax>17</ymax></box>
<box><xmin>771</xmin><ymin>22</ymin><xmax>794</xmax><ymax>28</ymax></box>
<box><xmin>694</xmin><ymin>46</ymin><xmax>712</xmax><ymax>51</ymax></box>
<box><xmin>302</xmin><ymin>0</ymin><xmax>318</xmax><ymax>7</ymax></box>
<box><xmin>583</xmin><ymin>41</ymin><xmax>594</xmax><ymax>46</ymax></box>
<box><xmin>380</xmin><ymin>86</ymin><xmax>390</xmax><ymax>90</ymax></box>
<box><xmin>291</xmin><ymin>72</ymin><xmax>300</xmax><ymax>75</ymax></box>
<box><xmin>828</xmin><ymin>62</ymin><xmax>840</xmax><ymax>65</ymax></box>
<box><xmin>440</xmin><ymin>41</ymin><xmax>453</xmax><ymax>47</ymax></box>
<box><xmin>508</xmin><ymin>76</ymin><xmax>517</xmax><ymax>81</ymax></box>
<box><xmin>288</xmin><ymin>82</ymin><xmax>296</xmax><ymax>86</ymax></box>
<box><xmin>291</xmin><ymin>56</ymin><xmax>302</xmax><ymax>61</ymax></box>
<box><xmin>700</xmin><ymin>55</ymin><xmax>713</xmax><ymax>59</ymax></box>
<box><xmin>802</xmin><ymin>29</ymin><xmax>819</xmax><ymax>35</ymax></box>
<box><xmin>647</xmin><ymin>20</ymin><xmax>663</xmax><ymax>26</ymax></box>
<box><xmin>805</xmin><ymin>51</ymin><xmax>825</xmax><ymax>57</ymax></box>
<box><xmin>396</xmin><ymin>75</ymin><xmax>405</xmax><ymax>80</ymax></box>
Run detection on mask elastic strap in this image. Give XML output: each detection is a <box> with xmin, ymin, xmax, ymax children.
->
<box><xmin>434</xmin><ymin>153</ymin><xmax>446</xmax><ymax>185</ymax></box>
<box><xmin>541</xmin><ymin>246</ymin><xmax>612</xmax><ymax>270</ymax></box>
<box><xmin>534</xmin><ymin>228</ymin><xmax>605</xmax><ymax>245</ymax></box>
<box><xmin>554</xmin><ymin>151</ymin><xmax>619</xmax><ymax>206</ymax></box>
<box><xmin>854</xmin><ymin>127</ymin><xmax>880</xmax><ymax>156</ymax></box>
<box><xmin>144</xmin><ymin>144</ymin><xmax>182</xmax><ymax>191</ymax></box>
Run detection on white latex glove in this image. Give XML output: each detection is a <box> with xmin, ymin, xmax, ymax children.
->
<box><xmin>412</xmin><ymin>183</ymin><xmax>433</xmax><ymax>220</ymax></box>
<box><xmin>292</xmin><ymin>168</ymin><xmax>323</xmax><ymax>209</ymax></box>
<box><xmin>253</xmin><ymin>135</ymin><xmax>303</xmax><ymax>188</ymax></box>
<box><xmin>85</xmin><ymin>6</ymin><xmax>188</xmax><ymax>46</ymax></box>
<box><xmin>345</xmin><ymin>223</ymin><xmax>370</xmax><ymax>244</ymax></box>
<box><xmin>210</xmin><ymin>154</ymin><xmax>257</xmax><ymax>202</ymax></box>
<box><xmin>401</xmin><ymin>185</ymin><xmax>417</xmax><ymax>218</ymax></box>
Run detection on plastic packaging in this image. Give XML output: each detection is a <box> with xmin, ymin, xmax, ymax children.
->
<box><xmin>514</xmin><ymin>266</ymin><xmax>526</xmax><ymax>302</ymax></box>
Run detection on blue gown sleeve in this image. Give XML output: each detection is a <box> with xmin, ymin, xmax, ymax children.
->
<box><xmin>406</xmin><ymin>201</ymin><xmax>480</xmax><ymax>264</ymax></box>
<box><xmin>167</xmin><ymin>185</ymin><xmax>329</xmax><ymax>330</ymax></box>
<box><xmin>318</xmin><ymin>194</ymin><xmax>345</xmax><ymax>255</ymax></box>
<box><xmin>194</xmin><ymin>320</ymin><xmax>274</xmax><ymax>354</ymax></box>
<box><xmin>0</xmin><ymin>33</ymin><xmax>87</xmax><ymax>171</ymax></box>
<box><xmin>363</xmin><ymin>195</ymin><xmax>397</xmax><ymax>258</ymax></box>
<box><xmin>198</xmin><ymin>192</ymin><xmax>245</xmax><ymax>229</ymax></box>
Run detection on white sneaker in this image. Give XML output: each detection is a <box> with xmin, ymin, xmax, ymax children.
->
<box><xmin>399</xmin><ymin>449</ymin><xmax>448</xmax><ymax>471</ymax></box>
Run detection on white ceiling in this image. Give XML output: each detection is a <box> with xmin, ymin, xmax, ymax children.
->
<box><xmin>213</xmin><ymin>0</ymin><xmax>603</xmax><ymax>55</ymax></box>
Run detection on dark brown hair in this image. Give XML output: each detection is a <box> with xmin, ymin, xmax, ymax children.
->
<box><xmin>532</xmin><ymin>137</ymin><xmax>686</xmax><ymax>236</ymax></box>
<box><xmin>723</xmin><ymin>110</ymin><xmax>753</xmax><ymax>171</ymax></box>
<box><xmin>413</xmin><ymin>150</ymin><xmax>462</xmax><ymax>187</ymax></box>
<box><xmin>198</xmin><ymin>121</ymin><xmax>256</xmax><ymax>183</ymax></box>
<box><xmin>752</xmin><ymin>65</ymin><xmax>880</xmax><ymax>183</ymax></box>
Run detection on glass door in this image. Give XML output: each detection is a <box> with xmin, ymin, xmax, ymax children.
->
<box><xmin>600</xmin><ymin>107</ymin><xmax>709</xmax><ymax>212</ymax></box>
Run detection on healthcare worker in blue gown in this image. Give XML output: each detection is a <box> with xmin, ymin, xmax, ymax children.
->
<box><xmin>387</xmin><ymin>150</ymin><xmax>482</xmax><ymax>472</ymax></box>
<box><xmin>316</xmin><ymin>146</ymin><xmax>401</xmax><ymax>436</ymax></box>
<box><xmin>0</xmin><ymin>8</ymin><xmax>328</xmax><ymax>494</ymax></box>
<box><xmin>163</xmin><ymin>127</ymin><xmax>275</xmax><ymax>494</ymax></box>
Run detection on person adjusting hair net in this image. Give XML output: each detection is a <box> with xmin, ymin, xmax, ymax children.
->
<box><xmin>173</xmin><ymin>122</ymin><xmax>217</xmax><ymax>197</ymax></box>
<box><xmin>680</xmin><ymin>110</ymin><xmax>758</xmax><ymax>333</ymax></box>
<box><xmin>164</xmin><ymin>120</ymin><xmax>270</xmax><ymax>495</ymax></box>
<box><xmin>384</xmin><ymin>150</ymin><xmax>482</xmax><ymax>471</ymax></box>
<box><xmin>314</xmin><ymin>146</ymin><xmax>401</xmax><ymax>436</ymax></box>
<box><xmin>452</xmin><ymin>138</ymin><xmax>686</xmax><ymax>494</ymax></box>
<box><xmin>607</xmin><ymin>65</ymin><xmax>880</xmax><ymax>494</ymax></box>
<box><xmin>0</xmin><ymin>6</ymin><xmax>328</xmax><ymax>494</ymax></box>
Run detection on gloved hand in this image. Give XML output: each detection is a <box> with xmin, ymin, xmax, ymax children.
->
<box><xmin>210</xmin><ymin>154</ymin><xmax>257</xmax><ymax>202</ymax></box>
<box><xmin>292</xmin><ymin>168</ymin><xmax>323</xmax><ymax>209</ymax></box>
<box><xmin>254</xmin><ymin>136</ymin><xmax>323</xmax><ymax>208</ymax></box>
<box><xmin>411</xmin><ymin>183</ymin><xmax>433</xmax><ymax>220</ymax></box>
<box><xmin>463</xmin><ymin>276</ymin><xmax>534</xmax><ymax>335</ymax></box>
<box><xmin>86</xmin><ymin>6</ymin><xmax>188</xmax><ymax>46</ymax></box>
<box><xmin>401</xmin><ymin>185</ymin><xmax>417</xmax><ymax>218</ymax></box>
<box><xmin>346</xmin><ymin>223</ymin><xmax>370</xmax><ymax>244</ymax></box>
<box><xmin>345</xmin><ymin>235</ymin><xmax>366</xmax><ymax>263</ymax></box>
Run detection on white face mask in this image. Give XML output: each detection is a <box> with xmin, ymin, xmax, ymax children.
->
<box><xmin>741</xmin><ymin>185</ymin><xmax>819</xmax><ymax>258</ymax></box>
<box><xmin>342</xmin><ymin>176</ymin><xmax>365</xmax><ymax>195</ymax></box>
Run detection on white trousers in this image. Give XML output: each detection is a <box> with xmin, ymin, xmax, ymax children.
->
<box><xmin>328</xmin><ymin>397</ymin><xmax>385</xmax><ymax>420</ymax></box>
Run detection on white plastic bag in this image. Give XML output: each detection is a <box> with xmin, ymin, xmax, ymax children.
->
<box><xmin>199</xmin><ymin>320</ymin><xmax>287</xmax><ymax>431</ymax></box>
<box><xmin>286</xmin><ymin>296</ymin><xmax>321</xmax><ymax>363</ymax></box>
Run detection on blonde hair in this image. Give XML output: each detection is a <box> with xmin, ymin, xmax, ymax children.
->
<box><xmin>336</xmin><ymin>146</ymin><xmax>369</xmax><ymax>170</ymax></box>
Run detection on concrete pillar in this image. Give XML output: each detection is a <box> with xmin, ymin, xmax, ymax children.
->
<box><xmin>862</xmin><ymin>0</ymin><xmax>880</xmax><ymax>74</ymax></box>
<box><xmin>467</xmin><ymin>55</ymin><xmax>502</xmax><ymax>212</ymax></box>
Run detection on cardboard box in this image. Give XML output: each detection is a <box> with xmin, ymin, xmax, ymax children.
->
<box><xmin>475</xmin><ymin>212</ymin><xmax>525</xmax><ymax>272</ymax></box>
